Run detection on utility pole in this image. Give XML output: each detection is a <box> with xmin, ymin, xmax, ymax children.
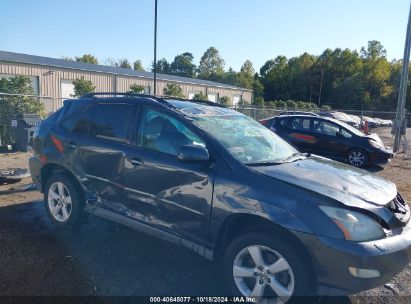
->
<box><xmin>318</xmin><ymin>69</ymin><xmax>324</xmax><ymax>107</ymax></box>
<box><xmin>393</xmin><ymin>1</ymin><xmax>411</xmax><ymax>152</ymax></box>
<box><xmin>153</xmin><ymin>0</ymin><xmax>158</xmax><ymax>95</ymax></box>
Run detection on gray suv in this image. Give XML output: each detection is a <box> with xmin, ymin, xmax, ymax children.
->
<box><xmin>29</xmin><ymin>93</ymin><xmax>411</xmax><ymax>302</ymax></box>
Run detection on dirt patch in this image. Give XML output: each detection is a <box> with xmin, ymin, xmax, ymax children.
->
<box><xmin>0</xmin><ymin>152</ymin><xmax>42</xmax><ymax>207</ymax></box>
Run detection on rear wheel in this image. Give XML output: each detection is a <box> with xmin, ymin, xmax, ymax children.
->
<box><xmin>223</xmin><ymin>232</ymin><xmax>313</xmax><ymax>303</ymax></box>
<box><xmin>347</xmin><ymin>148</ymin><xmax>368</xmax><ymax>167</ymax></box>
<box><xmin>44</xmin><ymin>173</ymin><xmax>86</xmax><ymax>229</ymax></box>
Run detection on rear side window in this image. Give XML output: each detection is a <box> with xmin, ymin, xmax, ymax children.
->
<box><xmin>288</xmin><ymin>118</ymin><xmax>311</xmax><ymax>131</ymax></box>
<box><xmin>59</xmin><ymin>102</ymin><xmax>87</xmax><ymax>131</ymax></box>
<box><xmin>274</xmin><ymin>118</ymin><xmax>288</xmax><ymax>128</ymax></box>
<box><xmin>72</xmin><ymin>106</ymin><xmax>93</xmax><ymax>134</ymax></box>
<box><xmin>278</xmin><ymin>118</ymin><xmax>288</xmax><ymax>127</ymax></box>
<box><xmin>73</xmin><ymin>103</ymin><xmax>133</xmax><ymax>143</ymax></box>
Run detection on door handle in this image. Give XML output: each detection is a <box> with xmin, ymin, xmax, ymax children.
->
<box><xmin>127</xmin><ymin>157</ymin><xmax>144</xmax><ymax>166</ymax></box>
<box><xmin>66</xmin><ymin>141</ymin><xmax>77</xmax><ymax>149</ymax></box>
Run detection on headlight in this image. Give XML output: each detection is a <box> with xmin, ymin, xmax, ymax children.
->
<box><xmin>319</xmin><ymin>206</ymin><xmax>385</xmax><ymax>241</ymax></box>
<box><xmin>369</xmin><ymin>139</ymin><xmax>385</xmax><ymax>150</ymax></box>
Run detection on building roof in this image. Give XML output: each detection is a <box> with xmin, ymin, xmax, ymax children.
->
<box><xmin>0</xmin><ymin>50</ymin><xmax>251</xmax><ymax>91</ymax></box>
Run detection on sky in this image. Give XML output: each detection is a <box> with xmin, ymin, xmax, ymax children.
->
<box><xmin>0</xmin><ymin>0</ymin><xmax>410</xmax><ymax>72</ymax></box>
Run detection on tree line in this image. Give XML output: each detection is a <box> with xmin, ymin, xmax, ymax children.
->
<box><xmin>67</xmin><ymin>41</ymin><xmax>410</xmax><ymax>110</ymax></box>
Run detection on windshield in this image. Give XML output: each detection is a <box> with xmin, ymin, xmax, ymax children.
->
<box><xmin>192</xmin><ymin>114</ymin><xmax>297</xmax><ymax>165</ymax></box>
<box><xmin>337</xmin><ymin>119</ymin><xmax>365</xmax><ymax>136</ymax></box>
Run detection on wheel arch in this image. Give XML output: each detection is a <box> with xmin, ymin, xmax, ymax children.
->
<box><xmin>41</xmin><ymin>162</ymin><xmax>82</xmax><ymax>194</ymax></box>
<box><xmin>214</xmin><ymin>213</ymin><xmax>317</xmax><ymax>280</ymax></box>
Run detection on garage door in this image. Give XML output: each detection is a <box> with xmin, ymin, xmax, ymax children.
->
<box><xmin>233</xmin><ymin>95</ymin><xmax>241</xmax><ymax>106</ymax></box>
<box><xmin>208</xmin><ymin>93</ymin><xmax>217</xmax><ymax>103</ymax></box>
<box><xmin>61</xmin><ymin>80</ymin><xmax>75</xmax><ymax>99</ymax></box>
<box><xmin>188</xmin><ymin>92</ymin><xmax>199</xmax><ymax>100</ymax></box>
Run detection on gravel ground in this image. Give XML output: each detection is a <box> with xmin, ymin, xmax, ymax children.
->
<box><xmin>0</xmin><ymin>127</ymin><xmax>410</xmax><ymax>303</ymax></box>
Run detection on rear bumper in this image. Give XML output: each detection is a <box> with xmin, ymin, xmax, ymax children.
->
<box><xmin>29</xmin><ymin>157</ymin><xmax>42</xmax><ymax>192</ymax></box>
<box><xmin>293</xmin><ymin>220</ymin><xmax>411</xmax><ymax>295</ymax></box>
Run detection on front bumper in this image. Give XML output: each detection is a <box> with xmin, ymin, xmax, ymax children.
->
<box><xmin>293</xmin><ymin>219</ymin><xmax>411</xmax><ymax>295</ymax></box>
<box><xmin>369</xmin><ymin>148</ymin><xmax>394</xmax><ymax>165</ymax></box>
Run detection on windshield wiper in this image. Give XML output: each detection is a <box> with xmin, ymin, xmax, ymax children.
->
<box><xmin>245</xmin><ymin>153</ymin><xmax>310</xmax><ymax>167</ymax></box>
<box><xmin>246</xmin><ymin>161</ymin><xmax>284</xmax><ymax>166</ymax></box>
<box><xmin>281</xmin><ymin>152</ymin><xmax>309</xmax><ymax>163</ymax></box>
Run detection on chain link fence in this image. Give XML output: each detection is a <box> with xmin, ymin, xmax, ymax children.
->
<box><xmin>0</xmin><ymin>93</ymin><xmax>66</xmax><ymax>146</ymax></box>
<box><xmin>233</xmin><ymin>105</ymin><xmax>410</xmax><ymax>127</ymax></box>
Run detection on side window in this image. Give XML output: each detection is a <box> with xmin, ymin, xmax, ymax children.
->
<box><xmin>73</xmin><ymin>104</ymin><xmax>133</xmax><ymax>143</ymax></box>
<box><xmin>89</xmin><ymin>104</ymin><xmax>133</xmax><ymax>142</ymax></box>
<box><xmin>288</xmin><ymin>118</ymin><xmax>311</xmax><ymax>131</ymax></box>
<box><xmin>72</xmin><ymin>106</ymin><xmax>93</xmax><ymax>135</ymax></box>
<box><xmin>138</xmin><ymin>108</ymin><xmax>205</xmax><ymax>156</ymax></box>
<box><xmin>312</xmin><ymin>120</ymin><xmax>340</xmax><ymax>136</ymax></box>
<box><xmin>275</xmin><ymin>118</ymin><xmax>288</xmax><ymax>128</ymax></box>
<box><xmin>60</xmin><ymin>111</ymin><xmax>80</xmax><ymax>131</ymax></box>
<box><xmin>341</xmin><ymin>128</ymin><xmax>352</xmax><ymax>139</ymax></box>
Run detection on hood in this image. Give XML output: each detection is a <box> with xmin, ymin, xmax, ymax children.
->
<box><xmin>252</xmin><ymin>156</ymin><xmax>396</xmax><ymax>209</ymax></box>
<box><xmin>367</xmin><ymin>133</ymin><xmax>383</xmax><ymax>144</ymax></box>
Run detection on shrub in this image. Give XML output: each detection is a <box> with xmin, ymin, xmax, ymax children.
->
<box><xmin>276</xmin><ymin>100</ymin><xmax>287</xmax><ymax>109</ymax></box>
<box><xmin>252</xmin><ymin>97</ymin><xmax>264</xmax><ymax>108</ymax></box>
<box><xmin>129</xmin><ymin>84</ymin><xmax>145</xmax><ymax>93</ymax></box>
<box><xmin>267</xmin><ymin>101</ymin><xmax>276</xmax><ymax>108</ymax></box>
<box><xmin>193</xmin><ymin>92</ymin><xmax>208</xmax><ymax>100</ymax></box>
<box><xmin>73</xmin><ymin>77</ymin><xmax>95</xmax><ymax>97</ymax></box>
<box><xmin>237</xmin><ymin>99</ymin><xmax>249</xmax><ymax>107</ymax></box>
<box><xmin>163</xmin><ymin>83</ymin><xmax>185</xmax><ymax>98</ymax></box>
<box><xmin>0</xmin><ymin>76</ymin><xmax>45</xmax><ymax>144</ymax></box>
<box><xmin>219</xmin><ymin>96</ymin><xmax>230</xmax><ymax>106</ymax></box>
<box><xmin>286</xmin><ymin>100</ymin><xmax>296</xmax><ymax>109</ymax></box>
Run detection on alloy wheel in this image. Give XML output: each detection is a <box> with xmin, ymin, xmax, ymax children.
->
<box><xmin>48</xmin><ymin>182</ymin><xmax>72</xmax><ymax>222</ymax></box>
<box><xmin>348</xmin><ymin>150</ymin><xmax>366</xmax><ymax>167</ymax></box>
<box><xmin>233</xmin><ymin>245</ymin><xmax>295</xmax><ymax>303</ymax></box>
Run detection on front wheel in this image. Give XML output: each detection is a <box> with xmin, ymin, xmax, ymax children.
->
<box><xmin>223</xmin><ymin>232</ymin><xmax>313</xmax><ymax>303</ymax></box>
<box><xmin>347</xmin><ymin>149</ymin><xmax>368</xmax><ymax>167</ymax></box>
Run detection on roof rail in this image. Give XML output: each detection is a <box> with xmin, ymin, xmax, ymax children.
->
<box><xmin>80</xmin><ymin>92</ymin><xmax>178</xmax><ymax>108</ymax></box>
<box><xmin>79</xmin><ymin>92</ymin><xmax>227</xmax><ymax>109</ymax></box>
<box><xmin>80</xmin><ymin>92</ymin><xmax>151</xmax><ymax>98</ymax></box>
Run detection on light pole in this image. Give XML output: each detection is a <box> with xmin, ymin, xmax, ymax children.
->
<box><xmin>153</xmin><ymin>0</ymin><xmax>158</xmax><ymax>95</ymax></box>
<box><xmin>318</xmin><ymin>69</ymin><xmax>324</xmax><ymax>107</ymax></box>
<box><xmin>393</xmin><ymin>1</ymin><xmax>411</xmax><ymax>152</ymax></box>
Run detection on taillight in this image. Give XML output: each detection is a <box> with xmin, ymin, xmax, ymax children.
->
<box><xmin>50</xmin><ymin>135</ymin><xmax>64</xmax><ymax>153</ymax></box>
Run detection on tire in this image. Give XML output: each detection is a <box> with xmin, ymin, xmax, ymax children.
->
<box><xmin>44</xmin><ymin>173</ymin><xmax>86</xmax><ymax>229</ymax></box>
<box><xmin>223</xmin><ymin>232</ymin><xmax>313</xmax><ymax>303</ymax></box>
<box><xmin>347</xmin><ymin>148</ymin><xmax>368</xmax><ymax>167</ymax></box>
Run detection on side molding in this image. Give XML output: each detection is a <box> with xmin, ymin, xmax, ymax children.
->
<box><xmin>88</xmin><ymin>205</ymin><xmax>214</xmax><ymax>260</ymax></box>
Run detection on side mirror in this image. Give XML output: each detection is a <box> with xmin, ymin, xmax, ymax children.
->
<box><xmin>177</xmin><ymin>144</ymin><xmax>209</xmax><ymax>163</ymax></box>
